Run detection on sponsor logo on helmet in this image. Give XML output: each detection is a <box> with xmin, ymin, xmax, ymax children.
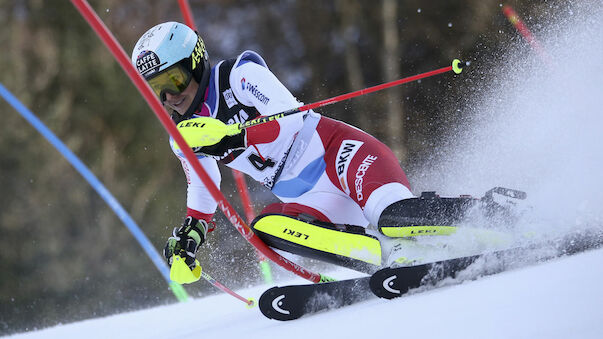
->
<box><xmin>135</xmin><ymin>26</ymin><xmax>161</xmax><ymax>52</ymax></box>
<box><xmin>190</xmin><ymin>37</ymin><xmax>207</xmax><ymax>71</ymax></box>
<box><xmin>136</xmin><ymin>50</ymin><xmax>161</xmax><ymax>77</ymax></box>
<box><xmin>335</xmin><ymin>140</ymin><xmax>364</xmax><ymax>194</ymax></box>
<box><xmin>355</xmin><ymin>154</ymin><xmax>378</xmax><ymax>201</ymax></box>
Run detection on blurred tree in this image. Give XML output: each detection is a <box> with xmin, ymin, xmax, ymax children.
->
<box><xmin>381</xmin><ymin>0</ymin><xmax>406</xmax><ymax>162</ymax></box>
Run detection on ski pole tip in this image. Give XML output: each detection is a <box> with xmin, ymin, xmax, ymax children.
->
<box><xmin>452</xmin><ymin>59</ymin><xmax>465</xmax><ymax>74</ymax></box>
<box><xmin>246</xmin><ymin>297</ymin><xmax>257</xmax><ymax>309</ymax></box>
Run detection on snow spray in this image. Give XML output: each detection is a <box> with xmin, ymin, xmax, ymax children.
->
<box><xmin>415</xmin><ymin>2</ymin><xmax>603</xmax><ymax>237</ymax></box>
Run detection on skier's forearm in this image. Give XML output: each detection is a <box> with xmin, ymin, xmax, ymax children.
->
<box><xmin>181</xmin><ymin>156</ymin><xmax>221</xmax><ymax>216</ymax></box>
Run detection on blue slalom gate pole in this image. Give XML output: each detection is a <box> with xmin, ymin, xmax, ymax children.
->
<box><xmin>0</xmin><ymin>82</ymin><xmax>188</xmax><ymax>302</ymax></box>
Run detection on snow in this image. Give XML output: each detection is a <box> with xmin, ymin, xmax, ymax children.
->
<box><xmin>7</xmin><ymin>247</ymin><xmax>603</xmax><ymax>339</ymax></box>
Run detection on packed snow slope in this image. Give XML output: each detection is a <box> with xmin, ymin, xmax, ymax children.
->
<box><xmin>8</xmin><ymin>247</ymin><xmax>603</xmax><ymax>339</ymax></box>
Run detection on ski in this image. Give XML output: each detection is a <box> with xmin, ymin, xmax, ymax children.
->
<box><xmin>258</xmin><ymin>250</ymin><xmax>492</xmax><ymax>321</ymax></box>
<box><xmin>370</xmin><ymin>228</ymin><xmax>603</xmax><ymax>299</ymax></box>
<box><xmin>259</xmin><ymin>228</ymin><xmax>603</xmax><ymax>320</ymax></box>
<box><xmin>258</xmin><ymin>276</ymin><xmax>372</xmax><ymax>321</ymax></box>
<box><xmin>370</xmin><ymin>246</ymin><xmax>534</xmax><ymax>299</ymax></box>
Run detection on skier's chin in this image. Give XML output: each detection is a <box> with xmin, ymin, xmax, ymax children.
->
<box><xmin>166</xmin><ymin>97</ymin><xmax>190</xmax><ymax>115</ymax></box>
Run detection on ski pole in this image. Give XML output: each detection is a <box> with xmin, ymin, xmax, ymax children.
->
<box><xmin>201</xmin><ymin>271</ymin><xmax>256</xmax><ymax>308</ymax></box>
<box><xmin>235</xmin><ymin>59</ymin><xmax>465</xmax><ymax>131</ymax></box>
<box><xmin>171</xmin><ymin>255</ymin><xmax>254</xmax><ymax>306</ymax></box>
<box><xmin>178</xmin><ymin>60</ymin><xmax>466</xmax><ymax>145</ymax></box>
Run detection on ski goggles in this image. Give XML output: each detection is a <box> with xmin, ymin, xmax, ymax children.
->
<box><xmin>147</xmin><ymin>63</ymin><xmax>193</xmax><ymax>100</ymax></box>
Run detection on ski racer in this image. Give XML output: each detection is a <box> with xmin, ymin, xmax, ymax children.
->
<box><xmin>131</xmin><ymin>22</ymin><xmax>488</xmax><ymax>277</ymax></box>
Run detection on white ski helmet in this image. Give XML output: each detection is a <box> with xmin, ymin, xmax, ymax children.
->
<box><xmin>131</xmin><ymin>22</ymin><xmax>210</xmax><ymax>119</ymax></box>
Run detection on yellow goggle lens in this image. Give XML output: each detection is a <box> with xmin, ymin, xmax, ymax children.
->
<box><xmin>147</xmin><ymin>65</ymin><xmax>192</xmax><ymax>99</ymax></box>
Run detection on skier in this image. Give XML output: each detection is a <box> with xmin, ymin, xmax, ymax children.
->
<box><xmin>131</xmin><ymin>22</ymin><xmax>478</xmax><ymax>277</ymax></box>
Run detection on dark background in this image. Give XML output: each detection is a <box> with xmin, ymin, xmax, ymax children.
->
<box><xmin>0</xmin><ymin>0</ymin><xmax>570</xmax><ymax>335</ymax></box>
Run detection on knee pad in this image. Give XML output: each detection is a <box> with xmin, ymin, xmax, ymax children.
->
<box><xmin>251</xmin><ymin>214</ymin><xmax>382</xmax><ymax>272</ymax></box>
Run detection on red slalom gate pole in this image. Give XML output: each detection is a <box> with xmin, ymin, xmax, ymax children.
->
<box><xmin>502</xmin><ymin>5</ymin><xmax>552</xmax><ymax>66</ymax></box>
<box><xmin>177</xmin><ymin>0</ymin><xmax>196</xmax><ymax>30</ymax></box>
<box><xmin>232</xmin><ymin>170</ymin><xmax>257</xmax><ymax>223</ymax></box>
<box><xmin>232</xmin><ymin>169</ymin><xmax>273</xmax><ymax>283</ymax></box>
<box><xmin>177</xmin><ymin>0</ymin><xmax>273</xmax><ymax>284</ymax></box>
<box><xmin>70</xmin><ymin>0</ymin><xmax>323</xmax><ymax>283</ymax></box>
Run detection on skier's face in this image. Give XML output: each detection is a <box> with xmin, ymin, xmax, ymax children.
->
<box><xmin>164</xmin><ymin>78</ymin><xmax>199</xmax><ymax>115</ymax></box>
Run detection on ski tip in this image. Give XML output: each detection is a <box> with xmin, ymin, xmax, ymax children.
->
<box><xmin>259</xmin><ymin>286</ymin><xmax>302</xmax><ymax>321</ymax></box>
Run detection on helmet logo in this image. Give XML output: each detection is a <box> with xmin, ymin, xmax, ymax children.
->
<box><xmin>136</xmin><ymin>50</ymin><xmax>161</xmax><ymax>77</ymax></box>
<box><xmin>191</xmin><ymin>38</ymin><xmax>207</xmax><ymax>70</ymax></box>
<box><xmin>135</xmin><ymin>26</ymin><xmax>161</xmax><ymax>52</ymax></box>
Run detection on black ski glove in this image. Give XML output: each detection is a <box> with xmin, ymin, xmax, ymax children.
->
<box><xmin>164</xmin><ymin>217</ymin><xmax>209</xmax><ymax>269</ymax></box>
